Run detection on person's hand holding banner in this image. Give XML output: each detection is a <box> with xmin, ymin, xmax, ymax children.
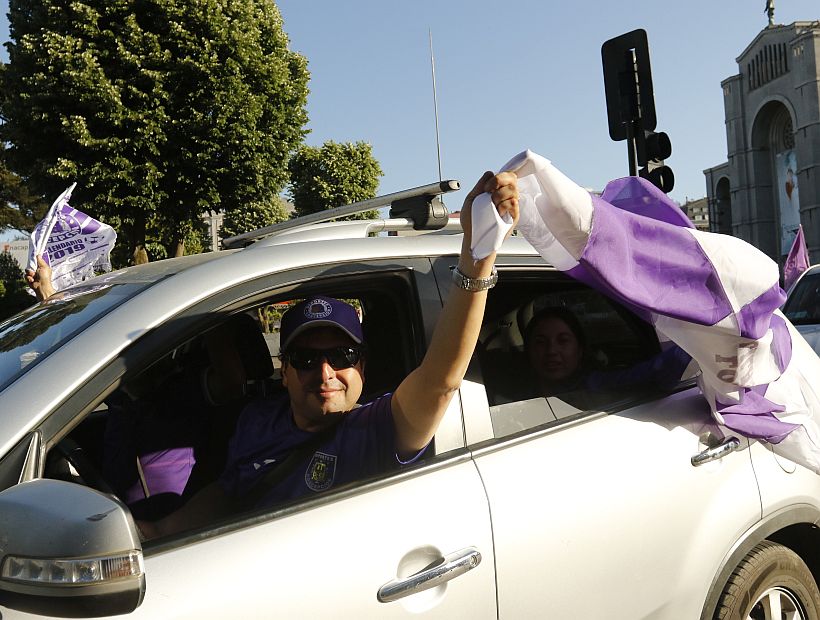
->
<box><xmin>24</xmin><ymin>254</ymin><xmax>55</xmax><ymax>301</ymax></box>
<box><xmin>26</xmin><ymin>183</ymin><xmax>117</xmax><ymax>296</ymax></box>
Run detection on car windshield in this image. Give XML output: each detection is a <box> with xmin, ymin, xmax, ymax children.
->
<box><xmin>783</xmin><ymin>271</ymin><xmax>820</xmax><ymax>326</ymax></box>
<box><xmin>0</xmin><ymin>281</ymin><xmax>149</xmax><ymax>392</ymax></box>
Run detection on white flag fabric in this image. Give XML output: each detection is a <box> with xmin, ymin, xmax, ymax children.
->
<box><xmin>473</xmin><ymin>149</ymin><xmax>820</xmax><ymax>472</ymax></box>
<box><xmin>28</xmin><ymin>184</ymin><xmax>117</xmax><ymax>293</ymax></box>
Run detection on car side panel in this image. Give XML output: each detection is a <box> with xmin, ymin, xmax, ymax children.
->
<box><xmin>132</xmin><ymin>461</ymin><xmax>496</xmax><ymax>619</ymax></box>
<box><xmin>749</xmin><ymin>439</ymin><xmax>820</xmax><ymax>517</ymax></box>
<box><xmin>748</xmin><ymin>320</ymin><xmax>820</xmax><ymax>513</ymax></box>
<box><xmin>472</xmin><ymin>389</ymin><xmax>761</xmax><ymax>619</ymax></box>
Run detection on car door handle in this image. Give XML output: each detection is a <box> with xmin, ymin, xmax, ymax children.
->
<box><xmin>691</xmin><ymin>436</ymin><xmax>741</xmax><ymax>467</ymax></box>
<box><xmin>377</xmin><ymin>547</ymin><xmax>482</xmax><ymax>603</ymax></box>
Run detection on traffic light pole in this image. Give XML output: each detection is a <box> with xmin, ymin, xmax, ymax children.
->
<box><xmin>625</xmin><ymin>119</ymin><xmax>638</xmax><ymax>177</ymax></box>
<box><xmin>602</xmin><ymin>29</ymin><xmax>674</xmax><ymax>194</ymax></box>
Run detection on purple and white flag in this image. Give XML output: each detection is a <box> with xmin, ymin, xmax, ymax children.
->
<box><xmin>472</xmin><ymin>150</ymin><xmax>820</xmax><ymax>473</ymax></box>
<box><xmin>783</xmin><ymin>225</ymin><xmax>810</xmax><ymax>292</ymax></box>
<box><xmin>28</xmin><ymin>183</ymin><xmax>117</xmax><ymax>293</ymax></box>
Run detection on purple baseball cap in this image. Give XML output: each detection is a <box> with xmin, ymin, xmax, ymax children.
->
<box><xmin>279</xmin><ymin>296</ymin><xmax>363</xmax><ymax>352</ymax></box>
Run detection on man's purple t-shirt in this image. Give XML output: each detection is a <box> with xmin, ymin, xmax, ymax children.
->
<box><xmin>220</xmin><ymin>393</ymin><xmax>410</xmax><ymax>508</ymax></box>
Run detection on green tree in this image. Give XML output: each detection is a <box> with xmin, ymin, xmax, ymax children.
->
<box><xmin>220</xmin><ymin>194</ymin><xmax>290</xmax><ymax>241</ymax></box>
<box><xmin>0</xmin><ymin>250</ymin><xmax>32</xmax><ymax>320</ymax></box>
<box><xmin>288</xmin><ymin>141</ymin><xmax>383</xmax><ymax>220</ymax></box>
<box><xmin>1</xmin><ymin>0</ymin><xmax>309</xmax><ymax>263</ymax></box>
<box><xmin>0</xmin><ymin>251</ymin><xmax>23</xmax><ymax>289</ymax></box>
<box><xmin>0</xmin><ymin>149</ymin><xmax>48</xmax><ymax>234</ymax></box>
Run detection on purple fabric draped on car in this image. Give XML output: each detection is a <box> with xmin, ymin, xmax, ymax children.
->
<box><xmin>470</xmin><ymin>150</ymin><xmax>820</xmax><ymax>473</ymax></box>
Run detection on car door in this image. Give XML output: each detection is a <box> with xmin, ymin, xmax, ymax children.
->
<box><xmin>132</xmin><ymin>457</ymin><xmax>493</xmax><ymax>619</ymax></box>
<box><xmin>2</xmin><ymin>256</ymin><xmax>498</xmax><ymax>619</ymax></box>
<box><xmin>434</xmin><ymin>257</ymin><xmax>762</xmax><ymax>619</ymax></box>
<box><xmin>470</xmin><ymin>392</ymin><xmax>759</xmax><ymax>619</ymax></box>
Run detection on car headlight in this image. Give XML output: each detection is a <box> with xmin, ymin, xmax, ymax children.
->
<box><xmin>1</xmin><ymin>550</ymin><xmax>143</xmax><ymax>586</ymax></box>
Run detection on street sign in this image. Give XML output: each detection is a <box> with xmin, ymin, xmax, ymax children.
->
<box><xmin>601</xmin><ymin>28</ymin><xmax>656</xmax><ymax>141</ymax></box>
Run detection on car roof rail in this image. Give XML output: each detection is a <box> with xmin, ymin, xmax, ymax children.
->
<box><xmin>222</xmin><ymin>179</ymin><xmax>460</xmax><ymax>249</ymax></box>
<box><xmin>245</xmin><ymin>217</ymin><xmax>463</xmax><ymax>249</ymax></box>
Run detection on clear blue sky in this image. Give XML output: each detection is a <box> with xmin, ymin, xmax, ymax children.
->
<box><xmin>2</xmin><ymin>0</ymin><xmax>818</xmax><ymax>217</ymax></box>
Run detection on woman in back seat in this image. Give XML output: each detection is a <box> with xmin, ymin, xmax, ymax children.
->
<box><xmin>524</xmin><ymin>307</ymin><xmax>692</xmax><ymax>408</ymax></box>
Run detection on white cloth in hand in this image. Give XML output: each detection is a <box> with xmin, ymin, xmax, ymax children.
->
<box><xmin>469</xmin><ymin>149</ymin><xmax>593</xmax><ymax>263</ymax></box>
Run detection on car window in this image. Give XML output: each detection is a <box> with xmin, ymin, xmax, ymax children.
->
<box><xmin>478</xmin><ymin>273</ymin><xmax>664</xmax><ymax>439</ymax></box>
<box><xmin>0</xmin><ymin>281</ymin><xmax>150</xmax><ymax>392</ymax></box>
<box><xmin>784</xmin><ymin>270</ymin><xmax>819</xmax><ymax>325</ymax></box>
<box><xmin>39</xmin><ymin>268</ymin><xmax>444</xmax><ymax>537</ymax></box>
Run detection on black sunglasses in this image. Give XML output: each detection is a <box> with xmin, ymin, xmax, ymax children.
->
<box><xmin>283</xmin><ymin>346</ymin><xmax>363</xmax><ymax>371</ymax></box>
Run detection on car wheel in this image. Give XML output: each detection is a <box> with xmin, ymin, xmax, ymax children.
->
<box><xmin>715</xmin><ymin>541</ymin><xmax>820</xmax><ymax>620</ymax></box>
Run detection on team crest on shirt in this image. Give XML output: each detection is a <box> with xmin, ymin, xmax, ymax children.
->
<box><xmin>305</xmin><ymin>451</ymin><xmax>337</xmax><ymax>491</ymax></box>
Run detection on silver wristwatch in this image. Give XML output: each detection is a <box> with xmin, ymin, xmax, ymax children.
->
<box><xmin>452</xmin><ymin>266</ymin><xmax>498</xmax><ymax>292</ymax></box>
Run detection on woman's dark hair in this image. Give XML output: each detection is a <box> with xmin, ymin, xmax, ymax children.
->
<box><xmin>524</xmin><ymin>306</ymin><xmax>587</xmax><ymax>354</ymax></box>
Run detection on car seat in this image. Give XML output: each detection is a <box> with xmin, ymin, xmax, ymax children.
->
<box><xmin>127</xmin><ymin>314</ymin><xmax>275</xmax><ymax>520</ymax></box>
<box><xmin>182</xmin><ymin>313</ymin><xmax>275</xmax><ymax>497</ymax></box>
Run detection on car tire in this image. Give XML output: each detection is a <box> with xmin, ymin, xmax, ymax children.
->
<box><xmin>715</xmin><ymin>540</ymin><xmax>820</xmax><ymax>620</ymax></box>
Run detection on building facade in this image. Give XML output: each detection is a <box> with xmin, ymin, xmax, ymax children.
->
<box><xmin>1</xmin><ymin>240</ymin><xmax>29</xmax><ymax>270</ymax></box>
<box><xmin>682</xmin><ymin>197</ymin><xmax>710</xmax><ymax>232</ymax></box>
<box><xmin>704</xmin><ymin>20</ymin><xmax>820</xmax><ymax>265</ymax></box>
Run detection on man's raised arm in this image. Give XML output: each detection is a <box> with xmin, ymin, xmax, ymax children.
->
<box><xmin>391</xmin><ymin>171</ymin><xmax>519</xmax><ymax>456</ymax></box>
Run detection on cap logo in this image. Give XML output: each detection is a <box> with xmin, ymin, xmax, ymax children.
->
<box><xmin>304</xmin><ymin>298</ymin><xmax>333</xmax><ymax>319</ymax></box>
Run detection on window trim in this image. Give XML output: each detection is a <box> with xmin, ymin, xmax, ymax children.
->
<box><xmin>452</xmin><ymin>259</ymin><xmax>685</xmax><ymax>447</ymax></box>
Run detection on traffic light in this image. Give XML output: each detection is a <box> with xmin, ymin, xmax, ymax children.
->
<box><xmin>602</xmin><ymin>29</ymin><xmax>675</xmax><ymax>193</ymax></box>
<box><xmin>636</xmin><ymin>129</ymin><xmax>674</xmax><ymax>193</ymax></box>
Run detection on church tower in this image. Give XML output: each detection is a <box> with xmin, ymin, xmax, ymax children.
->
<box><xmin>704</xmin><ymin>18</ymin><xmax>820</xmax><ymax>265</ymax></box>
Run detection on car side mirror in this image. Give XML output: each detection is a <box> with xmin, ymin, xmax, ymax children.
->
<box><xmin>0</xmin><ymin>479</ymin><xmax>145</xmax><ymax>618</ymax></box>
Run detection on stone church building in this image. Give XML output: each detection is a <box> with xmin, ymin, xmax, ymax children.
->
<box><xmin>704</xmin><ymin>19</ymin><xmax>819</xmax><ymax>265</ymax></box>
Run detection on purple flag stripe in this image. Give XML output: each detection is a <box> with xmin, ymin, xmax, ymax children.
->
<box><xmin>580</xmin><ymin>195</ymin><xmax>734</xmax><ymax>328</ymax></box>
<box><xmin>721</xmin><ymin>412</ymin><xmax>798</xmax><ymax>444</ymax></box>
<box><xmin>749</xmin><ymin>384</ymin><xmax>768</xmax><ymax>397</ymax></box>
<box><xmin>565</xmin><ymin>263</ymin><xmax>655</xmax><ymax>324</ymax></box>
<box><xmin>717</xmin><ymin>389</ymin><xmax>792</xmax><ymax>443</ymax></box>
<box><xmin>736</xmin><ymin>282</ymin><xmax>787</xmax><ymax>340</ymax></box>
<box><xmin>600</xmin><ymin>176</ymin><xmax>695</xmax><ymax>229</ymax></box>
<box><xmin>769</xmin><ymin>314</ymin><xmax>793</xmax><ymax>374</ymax></box>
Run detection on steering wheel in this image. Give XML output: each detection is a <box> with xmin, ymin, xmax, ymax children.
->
<box><xmin>55</xmin><ymin>437</ymin><xmax>115</xmax><ymax>495</ymax></box>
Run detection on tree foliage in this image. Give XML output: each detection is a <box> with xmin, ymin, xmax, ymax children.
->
<box><xmin>0</xmin><ymin>150</ymin><xmax>48</xmax><ymax>234</ymax></box>
<box><xmin>0</xmin><ymin>251</ymin><xmax>23</xmax><ymax>289</ymax></box>
<box><xmin>288</xmin><ymin>141</ymin><xmax>382</xmax><ymax>220</ymax></box>
<box><xmin>220</xmin><ymin>194</ymin><xmax>290</xmax><ymax>241</ymax></box>
<box><xmin>0</xmin><ymin>0</ymin><xmax>309</xmax><ymax>263</ymax></box>
<box><xmin>0</xmin><ymin>251</ymin><xmax>32</xmax><ymax>320</ymax></box>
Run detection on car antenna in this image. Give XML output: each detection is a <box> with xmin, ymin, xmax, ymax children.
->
<box><xmin>430</xmin><ymin>28</ymin><xmax>443</xmax><ymax>183</ymax></box>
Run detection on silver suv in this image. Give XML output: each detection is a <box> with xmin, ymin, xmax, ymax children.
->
<box><xmin>0</xmin><ymin>181</ymin><xmax>819</xmax><ymax>619</ymax></box>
